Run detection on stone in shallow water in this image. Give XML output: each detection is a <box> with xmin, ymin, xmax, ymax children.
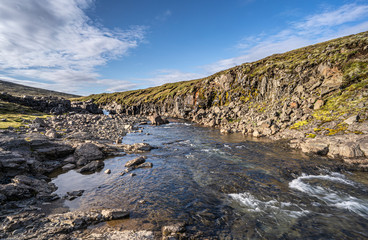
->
<box><xmin>125</xmin><ymin>156</ymin><xmax>146</xmax><ymax>167</ymax></box>
<box><xmin>64</xmin><ymin>190</ymin><xmax>84</xmax><ymax>200</ymax></box>
<box><xmin>122</xmin><ymin>143</ymin><xmax>153</xmax><ymax>153</ymax></box>
<box><xmin>101</xmin><ymin>209</ymin><xmax>129</xmax><ymax>220</ymax></box>
<box><xmin>62</xmin><ymin>163</ymin><xmax>76</xmax><ymax>171</ymax></box>
<box><xmin>137</xmin><ymin>162</ymin><xmax>153</xmax><ymax>168</ymax></box>
<box><xmin>162</xmin><ymin>222</ymin><xmax>186</xmax><ymax>238</ymax></box>
<box><xmin>78</xmin><ymin>160</ymin><xmax>104</xmax><ymax>173</ymax></box>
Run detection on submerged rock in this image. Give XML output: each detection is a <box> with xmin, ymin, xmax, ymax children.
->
<box><xmin>64</xmin><ymin>190</ymin><xmax>85</xmax><ymax>200</ymax></box>
<box><xmin>78</xmin><ymin>160</ymin><xmax>104</xmax><ymax>173</ymax></box>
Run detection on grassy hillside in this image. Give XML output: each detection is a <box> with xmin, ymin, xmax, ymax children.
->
<box><xmin>75</xmin><ymin>31</ymin><xmax>368</xmax><ymax>106</ymax></box>
<box><xmin>0</xmin><ymin>101</ymin><xmax>48</xmax><ymax>129</ymax></box>
<box><xmin>0</xmin><ymin>80</ymin><xmax>80</xmax><ymax>99</ymax></box>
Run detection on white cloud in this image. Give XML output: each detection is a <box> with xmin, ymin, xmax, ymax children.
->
<box><xmin>96</xmin><ymin>79</ymin><xmax>138</xmax><ymax>93</ymax></box>
<box><xmin>0</xmin><ymin>0</ymin><xmax>146</xmax><ymax>94</ymax></box>
<box><xmin>298</xmin><ymin>4</ymin><xmax>368</xmax><ymax>29</ymax></box>
<box><xmin>141</xmin><ymin>69</ymin><xmax>205</xmax><ymax>86</ymax></box>
<box><xmin>203</xmin><ymin>3</ymin><xmax>368</xmax><ymax>74</ymax></box>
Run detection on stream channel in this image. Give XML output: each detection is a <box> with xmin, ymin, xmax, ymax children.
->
<box><xmin>50</xmin><ymin>120</ymin><xmax>368</xmax><ymax>239</ymax></box>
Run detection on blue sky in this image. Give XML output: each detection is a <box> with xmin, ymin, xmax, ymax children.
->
<box><xmin>0</xmin><ymin>0</ymin><xmax>367</xmax><ymax>95</ymax></box>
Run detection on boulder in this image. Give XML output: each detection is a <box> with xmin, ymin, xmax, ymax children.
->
<box><xmin>64</xmin><ymin>190</ymin><xmax>84</xmax><ymax>200</ymax></box>
<box><xmin>162</xmin><ymin>222</ymin><xmax>186</xmax><ymax>239</ymax></box>
<box><xmin>344</xmin><ymin>115</ymin><xmax>359</xmax><ymax>125</ymax></box>
<box><xmin>45</xmin><ymin>129</ymin><xmax>60</xmax><ymax>138</ymax></box>
<box><xmin>149</xmin><ymin>114</ymin><xmax>169</xmax><ymax>126</ymax></box>
<box><xmin>137</xmin><ymin>162</ymin><xmax>153</xmax><ymax>168</ymax></box>
<box><xmin>78</xmin><ymin>160</ymin><xmax>104</xmax><ymax>173</ymax></box>
<box><xmin>34</xmin><ymin>144</ymin><xmax>74</xmax><ymax>160</ymax></box>
<box><xmin>328</xmin><ymin>142</ymin><xmax>365</xmax><ymax>159</ymax></box>
<box><xmin>125</xmin><ymin>156</ymin><xmax>147</xmax><ymax>167</ymax></box>
<box><xmin>300</xmin><ymin>139</ymin><xmax>329</xmax><ymax>156</ymax></box>
<box><xmin>101</xmin><ymin>209</ymin><xmax>130</xmax><ymax>220</ymax></box>
<box><xmin>0</xmin><ymin>175</ymin><xmax>56</xmax><ymax>201</ymax></box>
<box><xmin>313</xmin><ymin>99</ymin><xmax>324</xmax><ymax>110</ymax></box>
<box><xmin>62</xmin><ymin>163</ymin><xmax>76</xmax><ymax>171</ymax></box>
<box><xmin>74</xmin><ymin>143</ymin><xmax>103</xmax><ymax>166</ymax></box>
<box><xmin>30</xmin><ymin>118</ymin><xmax>48</xmax><ymax>128</ymax></box>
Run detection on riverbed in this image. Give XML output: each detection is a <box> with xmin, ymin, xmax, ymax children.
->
<box><xmin>51</xmin><ymin>120</ymin><xmax>368</xmax><ymax>239</ymax></box>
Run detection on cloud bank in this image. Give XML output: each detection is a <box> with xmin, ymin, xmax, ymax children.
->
<box><xmin>0</xmin><ymin>0</ymin><xmax>145</xmax><ymax>94</ymax></box>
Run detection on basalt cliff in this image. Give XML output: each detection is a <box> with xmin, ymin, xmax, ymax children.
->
<box><xmin>78</xmin><ymin>31</ymin><xmax>368</xmax><ymax>169</ymax></box>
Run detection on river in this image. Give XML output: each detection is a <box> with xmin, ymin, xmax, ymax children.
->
<box><xmin>51</xmin><ymin>120</ymin><xmax>368</xmax><ymax>239</ymax></box>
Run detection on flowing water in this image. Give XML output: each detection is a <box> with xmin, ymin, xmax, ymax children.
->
<box><xmin>51</xmin><ymin>120</ymin><xmax>368</xmax><ymax>239</ymax></box>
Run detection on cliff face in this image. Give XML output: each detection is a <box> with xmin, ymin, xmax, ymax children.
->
<box><xmin>81</xmin><ymin>31</ymin><xmax>367</xmax><ymax>134</ymax></box>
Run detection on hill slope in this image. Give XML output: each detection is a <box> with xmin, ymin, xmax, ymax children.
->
<box><xmin>78</xmin><ymin>31</ymin><xmax>368</xmax><ymax>128</ymax></box>
<box><xmin>0</xmin><ymin>80</ymin><xmax>80</xmax><ymax>99</ymax></box>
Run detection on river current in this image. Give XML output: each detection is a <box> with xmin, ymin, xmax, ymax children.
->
<box><xmin>51</xmin><ymin>120</ymin><xmax>368</xmax><ymax>239</ymax></box>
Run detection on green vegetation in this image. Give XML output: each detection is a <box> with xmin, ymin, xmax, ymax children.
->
<box><xmin>290</xmin><ymin>120</ymin><xmax>309</xmax><ymax>130</ymax></box>
<box><xmin>0</xmin><ymin>101</ymin><xmax>49</xmax><ymax>129</ymax></box>
<box><xmin>306</xmin><ymin>133</ymin><xmax>316</xmax><ymax>138</ymax></box>
<box><xmin>74</xmin><ymin>31</ymin><xmax>368</xmax><ymax>116</ymax></box>
<box><xmin>74</xmin><ymin>79</ymin><xmax>201</xmax><ymax>105</ymax></box>
<box><xmin>0</xmin><ymin>80</ymin><xmax>79</xmax><ymax>99</ymax></box>
<box><xmin>313</xmin><ymin>78</ymin><xmax>368</xmax><ymax>122</ymax></box>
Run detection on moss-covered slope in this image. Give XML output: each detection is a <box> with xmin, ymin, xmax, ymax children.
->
<box><xmin>0</xmin><ymin>80</ymin><xmax>80</xmax><ymax>99</ymax></box>
<box><xmin>76</xmin><ymin>31</ymin><xmax>368</xmax><ymax>108</ymax></box>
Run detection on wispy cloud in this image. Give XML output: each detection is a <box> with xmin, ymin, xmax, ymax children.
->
<box><xmin>203</xmin><ymin>3</ymin><xmax>368</xmax><ymax>74</ymax></box>
<box><xmin>155</xmin><ymin>10</ymin><xmax>172</xmax><ymax>22</ymax></box>
<box><xmin>96</xmin><ymin>79</ymin><xmax>138</xmax><ymax>93</ymax></box>
<box><xmin>141</xmin><ymin>69</ymin><xmax>205</xmax><ymax>86</ymax></box>
<box><xmin>0</xmin><ymin>0</ymin><xmax>146</xmax><ymax>94</ymax></box>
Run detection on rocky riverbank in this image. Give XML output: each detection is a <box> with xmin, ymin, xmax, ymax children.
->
<box><xmin>0</xmin><ymin>113</ymin><xmax>171</xmax><ymax>239</ymax></box>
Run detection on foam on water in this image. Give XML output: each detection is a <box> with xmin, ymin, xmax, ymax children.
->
<box><xmin>229</xmin><ymin>192</ymin><xmax>309</xmax><ymax>218</ymax></box>
<box><xmin>289</xmin><ymin>173</ymin><xmax>368</xmax><ymax>217</ymax></box>
<box><xmin>224</xmin><ymin>144</ymin><xmax>231</xmax><ymax>149</ymax></box>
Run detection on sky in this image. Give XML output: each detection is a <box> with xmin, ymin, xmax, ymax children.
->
<box><xmin>0</xmin><ymin>0</ymin><xmax>368</xmax><ymax>96</ymax></box>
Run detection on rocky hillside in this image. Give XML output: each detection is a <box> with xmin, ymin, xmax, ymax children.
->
<box><xmin>77</xmin><ymin>31</ymin><xmax>368</xmax><ymax>169</ymax></box>
<box><xmin>0</xmin><ymin>80</ymin><xmax>80</xmax><ymax>99</ymax></box>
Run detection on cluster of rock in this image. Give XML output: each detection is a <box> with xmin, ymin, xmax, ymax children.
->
<box><xmin>290</xmin><ymin>134</ymin><xmax>368</xmax><ymax>171</ymax></box>
<box><xmin>0</xmin><ymin>208</ymin><xmax>131</xmax><ymax>240</ymax></box>
<box><xmin>0</xmin><ymin>92</ymin><xmax>101</xmax><ymax>114</ymax></box>
<box><xmin>0</xmin><ymin>112</ymin><xmax>161</xmax><ymax>238</ymax></box>
<box><xmin>25</xmin><ymin>113</ymin><xmax>146</xmax><ymax>142</ymax></box>
<box><xmin>121</xmin><ymin>155</ymin><xmax>153</xmax><ymax>177</ymax></box>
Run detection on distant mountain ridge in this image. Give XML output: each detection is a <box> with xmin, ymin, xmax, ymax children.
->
<box><xmin>0</xmin><ymin>80</ymin><xmax>80</xmax><ymax>99</ymax></box>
